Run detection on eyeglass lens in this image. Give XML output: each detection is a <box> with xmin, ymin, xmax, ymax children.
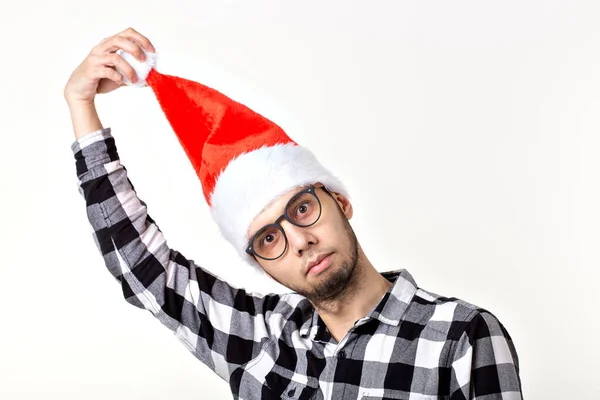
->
<box><xmin>252</xmin><ymin>190</ymin><xmax>321</xmax><ymax>259</ymax></box>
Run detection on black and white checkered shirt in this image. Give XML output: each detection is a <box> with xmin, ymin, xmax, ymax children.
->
<box><xmin>72</xmin><ymin>127</ymin><xmax>523</xmax><ymax>400</ymax></box>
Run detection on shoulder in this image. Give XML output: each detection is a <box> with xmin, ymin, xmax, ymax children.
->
<box><xmin>410</xmin><ymin>290</ymin><xmax>524</xmax><ymax>396</ymax></box>
<box><xmin>408</xmin><ymin>286</ymin><xmax>514</xmax><ymax>343</ymax></box>
<box><xmin>263</xmin><ymin>292</ymin><xmax>314</xmax><ymax>331</ymax></box>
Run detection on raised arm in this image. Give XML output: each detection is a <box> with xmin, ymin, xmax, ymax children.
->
<box><xmin>65</xmin><ymin>28</ymin><xmax>285</xmax><ymax>382</ymax></box>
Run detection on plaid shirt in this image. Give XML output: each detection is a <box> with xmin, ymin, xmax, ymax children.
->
<box><xmin>72</xmin><ymin>127</ymin><xmax>523</xmax><ymax>400</ymax></box>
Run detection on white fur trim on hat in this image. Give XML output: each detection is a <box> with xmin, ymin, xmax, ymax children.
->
<box><xmin>210</xmin><ymin>143</ymin><xmax>349</xmax><ymax>271</ymax></box>
<box><xmin>116</xmin><ymin>47</ymin><xmax>158</xmax><ymax>87</ymax></box>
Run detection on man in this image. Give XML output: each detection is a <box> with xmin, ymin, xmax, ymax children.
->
<box><xmin>65</xmin><ymin>27</ymin><xmax>523</xmax><ymax>399</ymax></box>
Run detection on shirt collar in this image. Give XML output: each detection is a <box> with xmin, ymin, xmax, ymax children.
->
<box><xmin>299</xmin><ymin>268</ymin><xmax>418</xmax><ymax>340</ymax></box>
<box><xmin>369</xmin><ymin>268</ymin><xmax>418</xmax><ymax>326</ymax></box>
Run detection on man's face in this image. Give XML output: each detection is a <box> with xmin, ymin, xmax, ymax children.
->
<box><xmin>246</xmin><ymin>183</ymin><xmax>359</xmax><ymax>303</ymax></box>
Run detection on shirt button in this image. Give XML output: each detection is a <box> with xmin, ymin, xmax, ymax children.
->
<box><xmin>339</xmin><ymin>350</ymin><xmax>346</xmax><ymax>359</ymax></box>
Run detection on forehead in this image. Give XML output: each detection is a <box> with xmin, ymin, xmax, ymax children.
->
<box><xmin>247</xmin><ymin>185</ymin><xmax>305</xmax><ymax>237</ymax></box>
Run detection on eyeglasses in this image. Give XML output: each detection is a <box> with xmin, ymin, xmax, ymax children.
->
<box><xmin>246</xmin><ymin>184</ymin><xmax>328</xmax><ymax>261</ymax></box>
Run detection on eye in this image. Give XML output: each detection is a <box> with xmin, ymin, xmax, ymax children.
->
<box><xmin>263</xmin><ymin>233</ymin><xmax>275</xmax><ymax>244</ymax></box>
<box><xmin>296</xmin><ymin>202</ymin><xmax>309</xmax><ymax>215</ymax></box>
<box><xmin>257</xmin><ymin>227</ymin><xmax>281</xmax><ymax>248</ymax></box>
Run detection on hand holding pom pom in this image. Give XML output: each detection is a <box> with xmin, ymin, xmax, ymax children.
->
<box><xmin>116</xmin><ymin>47</ymin><xmax>158</xmax><ymax>87</ymax></box>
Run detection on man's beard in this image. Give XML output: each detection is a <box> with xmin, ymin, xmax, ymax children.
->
<box><xmin>294</xmin><ymin>216</ymin><xmax>360</xmax><ymax>305</ymax></box>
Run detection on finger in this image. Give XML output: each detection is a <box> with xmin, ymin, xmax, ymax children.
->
<box><xmin>93</xmin><ymin>64</ymin><xmax>124</xmax><ymax>85</ymax></box>
<box><xmin>118</xmin><ymin>27</ymin><xmax>156</xmax><ymax>53</ymax></box>
<box><xmin>97</xmin><ymin>78</ymin><xmax>120</xmax><ymax>94</ymax></box>
<box><xmin>99</xmin><ymin>53</ymin><xmax>138</xmax><ymax>83</ymax></box>
<box><xmin>93</xmin><ymin>35</ymin><xmax>146</xmax><ymax>63</ymax></box>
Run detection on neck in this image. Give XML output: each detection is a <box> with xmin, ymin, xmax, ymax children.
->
<box><xmin>312</xmin><ymin>246</ymin><xmax>392</xmax><ymax>342</ymax></box>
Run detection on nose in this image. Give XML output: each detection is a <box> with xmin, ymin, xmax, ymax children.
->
<box><xmin>281</xmin><ymin>220</ymin><xmax>317</xmax><ymax>255</ymax></box>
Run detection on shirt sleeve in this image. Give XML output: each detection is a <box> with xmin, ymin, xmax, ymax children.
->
<box><xmin>71</xmin><ymin>127</ymin><xmax>280</xmax><ymax>381</ymax></box>
<box><xmin>449</xmin><ymin>310</ymin><xmax>523</xmax><ymax>399</ymax></box>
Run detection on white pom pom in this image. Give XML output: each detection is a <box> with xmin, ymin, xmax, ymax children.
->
<box><xmin>115</xmin><ymin>47</ymin><xmax>158</xmax><ymax>87</ymax></box>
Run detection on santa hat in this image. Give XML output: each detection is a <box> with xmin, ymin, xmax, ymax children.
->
<box><xmin>117</xmin><ymin>48</ymin><xmax>349</xmax><ymax>271</ymax></box>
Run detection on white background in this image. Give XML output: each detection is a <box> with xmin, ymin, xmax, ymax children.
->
<box><xmin>1</xmin><ymin>1</ymin><xmax>599</xmax><ymax>399</ymax></box>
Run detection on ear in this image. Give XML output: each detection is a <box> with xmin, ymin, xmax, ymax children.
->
<box><xmin>338</xmin><ymin>193</ymin><xmax>353</xmax><ymax>220</ymax></box>
<box><xmin>315</xmin><ymin>181</ymin><xmax>353</xmax><ymax>220</ymax></box>
<box><xmin>330</xmin><ymin>191</ymin><xmax>353</xmax><ymax>220</ymax></box>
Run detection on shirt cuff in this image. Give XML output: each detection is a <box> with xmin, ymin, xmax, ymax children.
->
<box><xmin>71</xmin><ymin>127</ymin><xmax>119</xmax><ymax>177</ymax></box>
<box><xmin>70</xmin><ymin>127</ymin><xmax>112</xmax><ymax>154</ymax></box>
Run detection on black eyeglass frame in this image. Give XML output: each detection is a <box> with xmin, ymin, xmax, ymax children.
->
<box><xmin>246</xmin><ymin>184</ymin><xmax>331</xmax><ymax>261</ymax></box>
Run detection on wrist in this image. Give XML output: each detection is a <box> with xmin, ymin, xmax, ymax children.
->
<box><xmin>66</xmin><ymin>97</ymin><xmax>96</xmax><ymax>111</ymax></box>
<box><xmin>68</xmin><ymin>100</ymin><xmax>103</xmax><ymax>140</ymax></box>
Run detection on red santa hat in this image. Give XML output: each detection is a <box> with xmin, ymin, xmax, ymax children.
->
<box><xmin>117</xmin><ymin>48</ymin><xmax>349</xmax><ymax>270</ymax></box>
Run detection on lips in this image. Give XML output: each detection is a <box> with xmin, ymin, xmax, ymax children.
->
<box><xmin>306</xmin><ymin>253</ymin><xmax>333</xmax><ymax>275</ymax></box>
